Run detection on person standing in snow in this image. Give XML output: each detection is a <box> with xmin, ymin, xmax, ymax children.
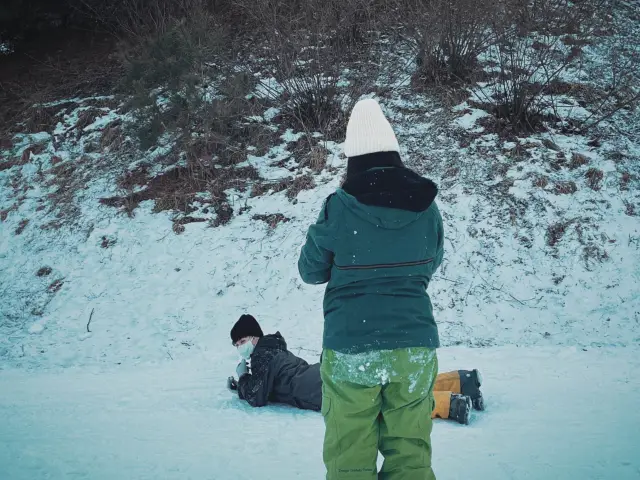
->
<box><xmin>228</xmin><ymin>315</ymin><xmax>485</xmax><ymax>425</ymax></box>
<box><xmin>298</xmin><ymin>98</ymin><xmax>445</xmax><ymax>479</ymax></box>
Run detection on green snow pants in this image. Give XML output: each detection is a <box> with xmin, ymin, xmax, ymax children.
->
<box><xmin>320</xmin><ymin>347</ymin><xmax>438</xmax><ymax>480</ymax></box>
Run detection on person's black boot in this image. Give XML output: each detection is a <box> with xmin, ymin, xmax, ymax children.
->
<box><xmin>459</xmin><ymin>369</ymin><xmax>485</xmax><ymax>411</ymax></box>
<box><xmin>449</xmin><ymin>394</ymin><xmax>472</xmax><ymax>425</ymax></box>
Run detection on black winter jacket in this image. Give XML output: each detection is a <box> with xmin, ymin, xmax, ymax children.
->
<box><xmin>237</xmin><ymin>332</ymin><xmax>322</xmax><ymax>411</ymax></box>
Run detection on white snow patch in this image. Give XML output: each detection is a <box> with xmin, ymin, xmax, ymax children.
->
<box><xmin>28</xmin><ymin>323</ymin><xmax>45</xmax><ymax>335</ymax></box>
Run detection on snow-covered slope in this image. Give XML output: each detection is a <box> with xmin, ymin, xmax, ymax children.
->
<box><xmin>1</xmin><ymin>87</ymin><xmax>639</xmax><ymax>370</ymax></box>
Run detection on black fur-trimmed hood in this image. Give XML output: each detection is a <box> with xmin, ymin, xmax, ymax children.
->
<box><xmin>342</xmin><ymin>151</ymin><xmax>438</xmax><ymax>213</ymax></box>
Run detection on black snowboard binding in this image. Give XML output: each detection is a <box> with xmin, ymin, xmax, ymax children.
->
<box><xmin>449</xmin><ymin>394</ymin><xmax>472</xmax><ymax>425</ymax></box>
<box><xmin>459</xmin><ymin>369</ymin><xmax>485</xmax><ymax>411</ymax></box>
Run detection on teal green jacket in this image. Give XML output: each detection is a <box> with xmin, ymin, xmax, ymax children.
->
<box><xmin>298</xmin><ymin>153</ymin><xmax>444</xmax><ymax>353</ymax></box>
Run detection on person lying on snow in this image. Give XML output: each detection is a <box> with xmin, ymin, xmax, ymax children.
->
<box><xmin>227</xmin><ymin>314</ymin><xmax>484</xmax><ymax>425</ymax></box>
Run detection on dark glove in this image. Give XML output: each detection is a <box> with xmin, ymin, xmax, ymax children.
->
<box><xmin>227</xmin><ymin>376</ymin><xmax>238</xmax><ymax>391</ymax></box>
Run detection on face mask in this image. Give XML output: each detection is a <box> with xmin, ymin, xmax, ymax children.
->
<box><xmin>237</xmin><ymin>340</ymin><xmax>255</xmax><ymax>360</ymax></box>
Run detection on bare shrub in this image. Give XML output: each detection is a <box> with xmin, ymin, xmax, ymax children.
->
<box><xmin>236</xmin><ymin>0</ymin><xmax>372</xmax><ymax>139</ymax></box>
<box><xmin>575</xmin><ymin>28</ymin><xmax>640</xmax><ymax>131</ymax></box>
<box><xmin>473</xmin><ymin>0</ymin><xmax>610</xmax><ymax>133</ymax></box>
<box><xmin>399</xmin><ymin>0</ymin><xmax>499</xmax><ymax>86</ymax></box>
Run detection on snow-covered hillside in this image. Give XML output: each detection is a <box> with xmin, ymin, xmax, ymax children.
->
<box><xmin>1</xmin><ymin>85</ymin><xmax>639</xmax><ymax>370</ymax></box>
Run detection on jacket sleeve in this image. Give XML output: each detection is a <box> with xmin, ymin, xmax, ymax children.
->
<box><xmin>298</xmin><ymin>195</ymin><xmax>338</xmax><ymax>285</ymax></box>
<box><xmin>237</xmin><ymin>371</ymin><xmax>269</xmax><ymax>407</ymax></box>
<box><xmin>432</xmin><ymin>201</ymin><xmax>445</xmax><ymax>272</ymax></box>
<box><xmin>237</xmin><ymin>350</ymin><xmax>277</xmax><ymax>407</ymax></box>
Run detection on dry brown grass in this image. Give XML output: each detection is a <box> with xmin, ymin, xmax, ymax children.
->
<box><xmin>100</xmin><ymin>122</ymin><xmax>125</xmax><ymax>150</ymax></box>
<box><xmin>553</xmin><ymin>181</ymin><xmax>578</xmax><ymax>195</ymax></box>
<box><xmin>620</xmin><ymin>171</ymin><xmax>632</xmax><ymax>191</ymax></box>
<box><xmin>585</xmin><ymin>168</ymin><xmax>604</xmax><ymax>191</ymax></box>
<box><xmin>211</xmin><ymin>202</ymin><xmax>234</xmax><ymax>227</ymax></box>
<box><xmin>547</xmin><ymin>221</ymin><xmax>569</xmax><ymax>247</ymax></box>
<box><xmin>14</xmin><ymin>219</ymin><xmax>29</xmax><ymax>235</ymax></box>
<box><xmin>118</xmin><ymin>164</ymin><xmax>150</xmax><ymax>190</ymax></box>
<box><xmin>569</xmin><ymin>152</ymin><xmax>590</xmax><ymax>170</ymax></box>
<box><xmin>36</xmin><ymin>266</ymin><xmax>53</xmax><ymax>277</ymax></box>
<box><xmin>252</xmin><ymin>213</ymin><xmax>291</xmax><ymax>229</ymax></box>
<box><xmin>250</xmin><ymin>178</ymin><xmax>293</xmax><ymax>198</ymax></box>
<box><xmin>47</xmin><ymin>279</ymin><xmax>64</xmax><ymax>293</ymax></box>
<box><xmin>286</xmin><ymin>174</ymin><xmax>316</xmax><ymax>200</ymax></box>
<box><xmin>1</xmin><ymin>143</ymin><xmax>46</xmax><ymax>172</ymax></box>
<box><xmin>103</xmin><ymin>164</ymin><xmax>260</xmax><ymax>227</ymax></box>
<box><xmin>74</xmin><ymin>109</ymin><xmax>103</xmax><ymax>136</ymax></box>
<box><xmin>0</xmin><ymin>204</ymin><xmax>18</xmax><ymax>222</ymax></box>
<box><xmin>624</xmin><ymin>201</ymin><xmax>636</xmax><ymax>217</ymax></box>
<box><xmin>44</xmin><ymin>157</ymin><xmax>90</xmax><ymax>222</ymax></box>
<box><xmin>534</xmin><ymin>175</ymin><xmax>549</xmax><ymax>188</ymax></box>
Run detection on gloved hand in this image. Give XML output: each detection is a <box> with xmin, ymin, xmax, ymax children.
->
<box><xmin>236</xmin><ymin>359</ymin><xmax>248</xmax><ymax>378</ymax></box>
<box><xmin>227</xmin><ymin>376</ymin><xmax>238</xmax><ymax>391</ymax></box>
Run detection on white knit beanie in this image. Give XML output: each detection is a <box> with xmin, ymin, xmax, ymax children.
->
<box><xmin>344</xmin><ymin>99</ymin><xmax>400</xmax><ymax>158</ymax></box>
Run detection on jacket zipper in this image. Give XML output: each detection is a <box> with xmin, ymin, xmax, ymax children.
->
<box><xmin>334</xmin><ymin>258</ymin><xmax>434</xmax><ymax>271</ymax></box>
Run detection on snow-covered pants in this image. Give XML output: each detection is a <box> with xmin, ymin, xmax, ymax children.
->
<box><xmin>320</xmin><ymin>347</ymin><xmax>438</xmax><ymax>480</ymax></box>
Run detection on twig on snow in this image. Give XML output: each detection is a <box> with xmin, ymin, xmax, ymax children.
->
<box><xmin>87</xmin><ymin>308</ymin><xmax>94</xmax><ymax>333</ymax></box>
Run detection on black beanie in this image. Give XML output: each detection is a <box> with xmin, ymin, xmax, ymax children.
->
<box><xmin>230</xmin><ymin>314</ymin><xmax>264</xmax><ymax>345</ymax></box>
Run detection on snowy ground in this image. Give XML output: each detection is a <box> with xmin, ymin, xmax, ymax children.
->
<box><xmin>2</xmin><ymin>346</ymin><xmax>639</xmax><ymax>479</ymax></box>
